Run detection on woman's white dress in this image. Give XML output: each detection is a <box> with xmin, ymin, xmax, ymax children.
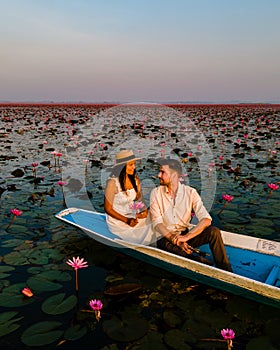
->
<box><xmin>106</xmin><ymin>178</ymin><xmax>155</xmax><ymax>245</ymax></box>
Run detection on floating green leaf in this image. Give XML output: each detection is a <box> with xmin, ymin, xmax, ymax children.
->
<box><xmin>41</xmin><ymin>293</ymin><xmax>77</xmax><ymax>315</ymax></box>
<box><xmin>164</xmin><ymin>329</ymin><xmax>194</xmax><ymax>350</ymax></box>
<box><xmin>0</xmin><ymin>265</ymin><xmax>15</xmax><ymax>279</ymax></box>
<box><xmin>27</xmin><ymin>270</ymin><xmax>71</xmax><ymax>292</ymax></box>
<box><xmin>163</xmin><ymin>310</ymin><xmax>182</xmax><ymax>328</ymax></box>
<box><xmin>1</xmin><ymin>239</ymin><xmax>25</xmax><ymax>248</ymax></box>
<box><xmin>0</xmin><ymin>283</ymin><xmax>35</xmax><ymax>307</ymax></box>
<box><xmin>103</xmin><ymin>315</ymin><xmax>149</xmax><ymax>342</ymax></box>
<box><xmin>36</xmin><ymin>270</ymin><xmax>72</xmax><ymax>282</ymax></box>
<box><xmin>104</xmin><ymin>283</ymin><xmax>142</xmax><ymax>296</ymax></box>
<box><xmin>3</xmin><ymin>251</ymin><xmax>29</xmax><ymax>265</ymax></box>
<box><xmin>27</xmin><ymin>276</ymin><xmax>62</xmax><ymax>293</ymax></box>
<box><xmin>21</xmin><ymin>321</ymin><xmax>63</xmax><ymax>346</ymax></box>
<box><xmin>64</xmin><ymin>324</ymin><xmax>87</xmax><ymax>341</ymax></box>
<box><xmin>0</xmin><ymin>311</ymin><xmax>23</xmax><ymax>337</ymax></box>
<box><xmin>245</xmin><ymin>336</ymin><xmax>277</xmax><ymax>350</ymax></box>
<box><xmin>27</xmin><ymin>266</ymin><xmax>44</xmax><ymax>275</ymax></box>
<box><xmin>3</xmin><ymin>249</ymin><xmax>49</xmax><ymax>265</ymax></box>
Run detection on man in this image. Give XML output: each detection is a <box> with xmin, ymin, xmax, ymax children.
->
<box><xmin>149</xmin><ymin>158</ymin><xmax>232</xmax><ymax>272</ymax></box>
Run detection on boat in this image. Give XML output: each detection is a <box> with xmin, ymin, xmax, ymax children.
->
<box><xmin>55</xmin><ymin>207</ymin><xmax>280</xmax><ymax>309</ymax></box>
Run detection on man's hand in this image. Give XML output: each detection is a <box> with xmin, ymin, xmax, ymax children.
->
<box><xmin>172</xmin><ymin>233</ymin><xmax>193</xmax><ymax>254</ymax></box>
<box><xmin>181</xmin><ymin>242</ymin><xmax>193</xmax><ymax>254</ymax></box>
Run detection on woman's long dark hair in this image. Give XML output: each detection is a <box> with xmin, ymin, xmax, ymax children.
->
<box><xmin>111</xmin><ymin>164</ymin><xmax>139</xmax><ymax>194</ymax></box>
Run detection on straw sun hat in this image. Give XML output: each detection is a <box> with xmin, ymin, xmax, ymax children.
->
<box><xmin>114</xmin><ymin>149</ymin><xmax>140</xmax><ymax>166</ymax></box>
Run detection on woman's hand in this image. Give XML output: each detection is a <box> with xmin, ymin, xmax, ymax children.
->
<box><xmin>127</xmin><ymin>218</ymin><xmax>138</xmax><ymax>227</ymax></box>
<box><xmin>136</xmin><ymin>208</ymin><xmax>148</xmax><ymax>219</ymax></box>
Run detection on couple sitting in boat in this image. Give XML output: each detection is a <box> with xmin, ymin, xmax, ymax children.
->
<box><xmin>104</xmin><ymin>150</ymin><xmax>232</xmax><ymax>272</ymax></box>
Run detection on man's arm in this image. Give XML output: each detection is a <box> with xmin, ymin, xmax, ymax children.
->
<box><xmin>173</xmin><ymin>188</ymin><xmax>212</xmax><ymax>246</ymax></box>
<box><xmin>179</xmin><ymin>218</ymin><xmax>211</xmax><ymax>242</ymax></box>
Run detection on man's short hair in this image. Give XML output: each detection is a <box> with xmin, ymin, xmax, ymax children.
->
<box><xmin>158</xmin><ymin>158</ymin><xmax>182</xmax><ymax>175</ymax></box>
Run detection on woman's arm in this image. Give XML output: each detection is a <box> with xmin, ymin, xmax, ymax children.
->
<box><xmin>104</xmin><ymin>179</ymin><xmax>138</xmax><ymax>227</ymax></box>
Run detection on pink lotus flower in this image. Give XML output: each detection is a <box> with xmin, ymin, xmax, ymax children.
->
<box><xmin>57</xmin><ymin>181</ymin><xmax>67</xmax><ymax>186</ymax></box>
<box><xmin>267</xmin><ymin>183</ymin><xmax>279</xmax><ymax>191</ymax></box>
<box><xmin>221</xmin><ymin>328</ymin><xmax>235</xmax><ymax>340</ymax></box>
<box><xmin>89</xmin><ymin>299</ymin><xmax>103</xmax><ymax>322</ymax></box>
<box><xmin>129</xmin><ymin>201</ymin><xmax>145</xmax><ymax>213</ymax></box>
<box><xmin>222</xmin><ymin>194</ymin><xmax>234</xmax><ymax>202</ymax></box>
<box><xmin>221</xmin><ymin>328</ymin><xmax>235</xmax><ymax>349</ymax></box>
<box><xmin>10</xmin><ymin>208</ymin><xmax>23</xmax><ymax>216</ymax></box>
<box><xmin>89</xmin><ymin>299</ymin><xmax>103</xmax><ymax>311</ymax></box>
<box><xmin>218</xmin><ymin>195</ymin><xmax>234</xmax><ymax>216</ymax></box>
<box><xmin>66</xmin><ymin>256</ymin><xmax>88</xmax><ymax>292</ymax></box>
<box><xmin>21</xmin><ymin>287</ymin><xmax>33</xmax><ymax>298</ymax></box>
<box><xmin>66</xmin><ymin>256</ymin><xmax>88</xmax><ymax>270</ymax></box>
<box><xmin>7</xmin><ymin>208</ymin><xmax>23</xmax><ymax>230</ymax></box>
<box><xmin>219</xmin><ymin>155</ymin><xmax>224</xmax><ymax>161</ymax></box>
<box><xmin>30</xmin><ymin>162</ymin><xmax>38</xmax><ymax>167</ymax></box>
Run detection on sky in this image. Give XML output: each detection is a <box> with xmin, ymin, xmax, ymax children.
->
<box><xmin>1</xmin><ymin>0</ymin><xmax>280</xmax><ymax>103</ymax></box>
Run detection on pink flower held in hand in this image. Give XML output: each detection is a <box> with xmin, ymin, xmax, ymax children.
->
<box><xmin>129</xmin><ymin>201</ymin><xmax>145</xmax><ymax>212</ymax></box>
<box><xmin>66</xmin><ymin>256</ymin><xmax>88</xmax><ymax>270</ymax></box>
<box><xmin>10</xmin><ymin>208</ymin><xmax>23</xmax><ymax>216</ymax></box>
<box><xmin>222</xmin><ymin>194</ymin><xmax>234</xmax><ymax>202</ymax></box>
<box><xmin>221</xmin><ymin>328</ymin><xmax>235</xmax><ymax>340</ymax></box>
<box><xmin>267</xmin><ymin>183</ymin><xmax>279</xmax><ymax>191</ymax></box>
<box><xmin>21</xmin><ymin>287</ymin><xmax>33</xmax><ymax>297</ymax></box>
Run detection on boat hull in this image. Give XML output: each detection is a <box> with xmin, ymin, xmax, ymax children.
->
<box><xmin>55</xmin><ymin>207</ymin><xmax>280</xmax><ymax>309</ymax></box>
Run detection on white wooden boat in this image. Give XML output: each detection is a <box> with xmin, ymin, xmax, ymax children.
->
<box><xmin>55</xmin><ymin>208</ymin><xmax>280</xmax><ymax>308</ymax></box>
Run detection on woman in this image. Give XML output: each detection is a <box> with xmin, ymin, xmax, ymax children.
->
<box><xmin>104</xmin><ymin>149</ymin><xmax>155</xmax><ymax>245</ymax></box>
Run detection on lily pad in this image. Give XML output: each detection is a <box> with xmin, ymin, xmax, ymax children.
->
<box><xmin>129</xmin><ymin>332</ymin><xmax>168</xmax><ymax>350</ymax></box>
<box><xmin>103</xmin><ymin>315</ymin><xmax>149</xmax><ymax>342</ymax></box>
<box><xmin>245</xmin><ymin>336</ymin><xmax>277</xmax><ymax>350</ymax></box>
<box><xmin>27</xmin><ymin>276</ymin><xmax>62</xmax><ymax>293</ymax></box>
<box><xmin>41</xmin><ymin>293</ymin><xmax>77</xmax><ymax>315</ymax></box>
<box><xmin>0</xmin><ymin>265</ymin><xmax>15</xmax><ymax>279</ymax></box>
<box><xmin>0</xmin><ymin>311</ymin><xmax>23</xmax><ymax>337</ymax></box>
<box><xmin>0</xmin><ymin>283</ymin><xmax>35</xmax><ymax>307</ymax></box>
<box><xmin>1</xmin><ymin>239</ymin><xmax>25</xmax><ymax>248</ymax></box>
<box><xmin>163</xmin><ymin>310</ymin><xmax>182</xmax><ymax>328</ymax></box>
<box><xmin>164</xmin><ymin>329</ymin><xmax>194</xmax><ymax>350</ymax></box>
<box><xmin>27</xmin><ymin>266</ymin><xmax>45</xmax><ymax>274</ymax></box>
<box><xmin>104</xmin><ymin>283</ymin><xmax>142</xmax><ymax>296</ymax></box>
<box><xmin>3</xmin><ymin>249</ymin><xmax>49</xmax><ymax>265</ymax></box>
<box><xmin>64</xmin><ymin>324</ymin><xmax>87</xmax><ymax>341</ymax></box>
<box><xmin>21</xmin><ymin>321</ymin><xmax>63</xmax><ymax>346</ymax></box>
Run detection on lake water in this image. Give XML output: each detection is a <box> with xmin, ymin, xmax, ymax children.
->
<box><xmin>0</xmin><ymin>103</ymin><xmax>279</xmax><ymax>349</ymax></box>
